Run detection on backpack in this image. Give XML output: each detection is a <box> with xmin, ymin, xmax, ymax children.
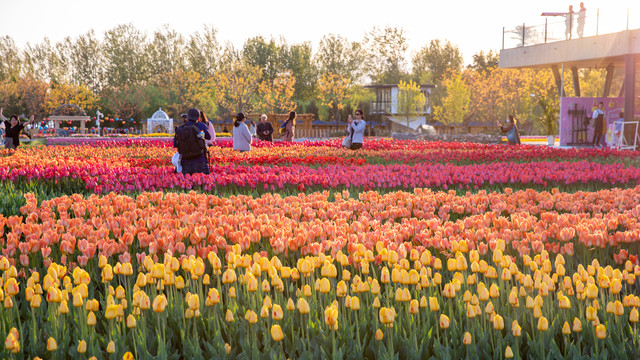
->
<box><xmin>176</xmin><ymin>122</ymin><xmax>206</xmax><ymax>160</ymax></box>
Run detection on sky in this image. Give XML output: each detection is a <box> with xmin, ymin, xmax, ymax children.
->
<box><xmin>0</xmin><ymin>0</ymin><xmax>638</xmax><ymax>67</ymax></box>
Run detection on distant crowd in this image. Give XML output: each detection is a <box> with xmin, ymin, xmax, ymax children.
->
<box><xmin>172</xmin><ymin>108</ymin><xmax>367</xmax><ymax>175</ymax></box>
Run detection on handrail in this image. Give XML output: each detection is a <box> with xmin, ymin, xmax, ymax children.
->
<box><xmin>502</xmin><ymin>8</ymin><xmax>637</xmax><ymax>49</ymax></box>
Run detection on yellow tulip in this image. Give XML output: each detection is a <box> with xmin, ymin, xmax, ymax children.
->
<box><xmin>325</xmin><ymin>305</ymin><xmax>339</xmax><ymax>330</ymax></box>
<box><xmin>303</xmin><ymin>285</ymin><xmax>312</xmax><ymax>297</ymax></box>
<box><xmin>336</xmin><ymin>281</ymin><xmax>347</xmax><ymax>297</ymax></box>
<box><xmin>115</xmin><ymin>285</ymin><xmax>125</xmax><ymax>300</ymax></box>
<box><xmin>30</xmin><ymin>294</ymin><xmax>42</xmax><ymax>308</ymax></box>
<box><xmin>106</xmin><ymin>340</ymin><xmax>115</xmax><ymax>353</ymax></box>
<box><xmin>505</xmin><ymin>346</ymin><xmax>514</xmax><ymax>359</ymax></box>
<box><xmin>77</xmin><ymin>339</ymin><xmax>87</xmax><ymax>354</ymax></box>
<box><xmin>105</xmin><ymin>304</ymin><xmax>119</xmax><ymax>320</ymax></box>
<box><xmin>188</xmin><ymin>294</ymin><xmax>200</xmax><ymax>311</ymax></box>
<box><xmin>463</xmin><ymin>332</ymin><xmax>472</xmax><ymax>345</ymax></box>
<box><xmin>352</xmin><ymin>296</ymin><xmax>361</xmax><ymax>311</ymax></box>
<box><xmin>87</xmin><ymin>311</ymin><xmax>97</xmax><ymax>326</ymax></box>
<box><xmin>614</xmin><ymin>300</ymin><xmax>624</xmax><ymax>316</ymax></box>
<box><xmin>297</xmin><ymin>298</ymin><xmax>310</xmax><ymax>314</ymax></box>
<box><xmin>379</xmin><ymin>307</ymin><xmax>396</xmax><ymax>326</ymax></box>
<box><xmin>630</xmin><ymin>308</ymin><xmax>639</xmax><ymax>323</ymax></box>
<box><xmin>512</xmin><ymin>320</ymin><xmax>522</xmax><ymax>337</ymax></box>
<box><xmin>586</xmin><ymin>306</ymin><xmax>597</xmax><ymax>321</ymax></box>
<box><xmin>47</xmin><ymin>337</ymin><xmax>57</xmax><ymax>351</ymax></box>
<box><xmin>429</xmin><ymin>297</ymin><xmax>440</xmax><ymax>312</ymax></box>
<box><xmin>319</xmin><ymin>278</ymin><xmax>330</xmax><ymax>294</ymax></box>
<box><xmin>123</xmin><ymin>352</ymin><xmax>134</xmax><ymax>360</ymax></box>
<box><xmin>229</xmin><ymin>286</ymin><xmax>236</xmax><ymax>298</ymax></box>
<box><xmin>376</xmin><ymin>329</ymin><xmax>384</xmax><ymax>341</ymax></box>
<box><xmin>127</xmin><ymin>314</ymin><xmax>137</xmax><ymax>328</ymax></box>
<box><xmin>439</xmin><ymin>314</ymin><xmax>450</xmax><ymax>329</ymax></box>
<box><xmin>152</xmin><ymin>294</ymin><xmax>168</xmax><ymax>313</ymax></box>
<box><xmin>558</xmin><ymin>296</ymin><xmax>571</xmax><ymax>309</ymax></box>
<box><xmin>489</xmin><ymin>284</ymin><xmax>499</xmax><ymax>298</ymax></box>
<box><xmin>286</xmin><ymin>298</ymin><xmax>295</xmax><ymax>311</ymax></box>
<box><xmin>586</xmin><ymin>283</ymin><xmax>598</xmax><ymax>299</ymax></box>
<box><xmin>4</xmin><ymin>333</ymin><xmax>18</xmax><ymax>351</ymax></box>
<box><xmin>373</xmin><ymin>296</ymin><xmax>381</xmax><ymax>308</ymax></box>
<box><xmin>245</xmin><ymin>310</ymin><xmax>258</xmax><ymax>324</ymax></box>
<box><xmin>562</xmin><ymin>321</ymin><xmax>571</xmax><ymax>335</ymax></box>
<box><xmin>595</xmin><ymin>324</ymin><xmax>606</xmax><ymax>339</ymax></box>
<box><xmin>271</xmin><ymin>324</ymin><xmax>284</xmax><ymax>341</ymax></box>
<box><xmin>538</xmin><ymin>316</ymin><xmax>549</xmax><ymax>332</ymax></box>
<box><xmin>443</xmin><ymin>283</ymin><xmax>456</xmax><ymax>298</ymax></box>
<box><xmin>409</xmin><ymin>299</ymin><xmax>419</xmax><ymax>314</ymax></box>
<box><xmin>493</xmin><ymin>314</ymin><xmax>504</xmax><ymax>330</ymax></box>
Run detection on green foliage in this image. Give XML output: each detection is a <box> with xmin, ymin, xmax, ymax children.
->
<box><xmin>395</xmin><ymin>80</ymin><xmax>427</xmax><ymax>128</ymax></box>
<box><xmin>433</xmin><ymin>72</ymin><xmax>470</xmax><ymax>125</ymax></box>
<box><xmin>364</xmin><ymin>27</ymin><xmax>409</xmax><ymax>85</ymax></box>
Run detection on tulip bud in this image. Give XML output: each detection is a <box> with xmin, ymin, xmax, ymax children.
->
<box><xmin>106</xmin><ymin>340</ymin><xmax>115</xmax><ymax>353</ymax></box>
<box><xmin>87</xmin><ymin>311</ymin><xmax>97</xmax><ymax>326</ymax></box>
<box><xmin>270</xmin><ymin>325</ymin><xmax>284</xmax><ymax>341</ymax></box>
<box><xmin>512</xmin><ymin>320</ymin><xmax>522</xmax><ymax>337</ymax></box>
<box><xmin>152</xmin><ymin>294</ymin><xmax>168</xmax><ymax>313</ymax></box>
<box><xmin>429</xmin><ymin>297</ymin><xmax>440</xmax><ymax>312</ymax></box>
<box><xmin>226</xmin><ymin>309</ymin><xmax>234</xmax><ymax>322</ymax></box>
<box><xmin>47</xmin><ymin>337</ymin><xmax>57</xmax><ymax>351</ymax></box>
<box><xmin>595</xmin><ymin>324</ymin><xmax>606</xmax><ymax>339</ymax></box>
<box><xmin>562</xmin><ymin>321</ymin><xmax>571</xmax><ymax>335</ymax></box>
<box><xmin>630</xmin><ymin>308</ymin><xmax>639</xmax><ymax>323</ymax></box>
<box><xmin>77</xmin><ymin>340</ymin><xmax>87</xmax><ymax>354</ymax></box>
<box><xmin>537</xmin><ymin>316</ymin><xmax>549</xmax><ymax>332</ymax></box>
<box><xmin>439</xmin><ymin>314</ymin><xmax>450</xmax><ymax>329</ymax></box>
<box><xmin>505</xmin><ymin>346</ymin><xmax>514</xmax><ymax>359</ymax></box>
<box><xmin>463</xmin><ymin>332</ymin><xmax>472</xmax><ymax>345</ymax></box>
<box><xmin>376</xmin><ymin>328</ymin><xmax>384</xmax><ymax>341</ymax></box>
<box><xmin>297</xmin><ymin>298</ymin><xmax>310</xmax><ymax>314</ymax></box>
<box><xmin>493</xmin><ymin>314</ymin><xmax>504</xmax><ymax>330</ymax></box>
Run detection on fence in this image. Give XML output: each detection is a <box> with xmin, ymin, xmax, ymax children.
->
<box><xmin>502</xmin><ymin>8</ymin><xmax>639</xmax><ymax>49</ymax></box>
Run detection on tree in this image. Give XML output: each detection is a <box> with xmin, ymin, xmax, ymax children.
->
<box><xmin>242</xmin><ymin>36</ymin><xmax>283</xmax><ymax>83</ymax></box>
<box><xmin>18</xmin><ymin>76</ymin><xmax>49</xmax><ymax>119</ymax></box>
<box><xmin>282</xmin><ymin>42</ymin><xmax>316</xmax><ymax>106</ymax></box>
<box><xmin>0</xmin><ymin>79</ymin><xmax>22</xmax><ymax>115</ymax></box>
<box><xmin>218</xmin><ymin>59</ymin><xmax>263</xmax><ymax>114</ymax></box>
<box><xmin>102</xmin><ymin>24</ymin><xmax>148</xmax><ymax>87</ymax></box>
<box><xmin>0</xmin><ymin>36</ymin><xmax>22</xmax><ymax>81</ymax></box>
<box><xmin>186</xmin><ymin>25</ymin><xmax>222</xmax><ymax>78</ymax></box>
<box><xmin>363</xmin><ymin>27</ymin><xmax>409</xmax><ymax>84</ymax></box>
<box><xmin>433</xmin><ymin>71</ymin><xmax>470</xmax><ymax>125</ymax></box>
<box><xmin>315</xmin><ymin>34</ymin><xmax>364</xmax><ymax>83</ymax></box>
<box><xmin>259</xmin><ymin>70</ymin><xmax>297</xmax><ymax>113</ymax></box>
<box><xmin>22</xmin><ymin>39</ymin><xmax>53</xmax><ymax>82</ymax></box>
<box><xmin>45</xmin><ymin>82</ymin><xmax>99</xmax><ymax>115</ymax></box>
<box><xmin>100</xmin><ymin>84</ymin><xmax>150</xmax><ymax>124</ymax></box>
<box><xmin>147</xmin><ymin>26</ymin><xmax>187</xmax><ymax>79</ymax></box>
<box><xmin>346</xmin><ymin>86</ymin><xmax>375</xmax><ymax>115</ymax></box>
<box><xmin>396</xmin><ymin>80</ymin><xmax>427</xmax><ymax>128</ymax></box>
<box><xmin>412</xmin><ymin>39</ymin><xmax>463</xmax><ymax>85</ymax></box>
<box><xmin>468</xmin><ymin>50</ymin><xmax>499</xmax><ymax>74</ymax></box>
<box><xmin>316</xmin><ymin>73</ymin><xmax>350</xmax><ymax>128</ymax></box>
<box><xmin>69</xmin><ymin>31</ymin><xmax>104</xmax><ymax>92</ymax></box>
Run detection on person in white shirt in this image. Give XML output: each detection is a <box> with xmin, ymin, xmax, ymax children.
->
<box><xmin>232</xmin><ymin>112</ymin><xmax>253</xmax><ymax>152</ymax></box>
<box><xmin>577</xmin><ymin>2</ymin><xmax>587</xmax><ymax>38</ymax></box>
<box><xmin>346</xmin><ymin>109</ymin><xmax>366</xmax><ymax>150</ymax></box>
<box><xmin>592</xmin><ymin>101</ymin><xmax>605</xmax><ymax>147</ymax></box>
<box><xmin>565</xmin><ymin>5</ymin><xmax>574</xmax><ymax>40</ymax></box>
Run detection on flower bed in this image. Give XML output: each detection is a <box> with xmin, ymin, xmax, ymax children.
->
<box><xmin>1</xmin><ymin>139</ymin><xmax>640</xmax><ymax>359</ymax></box>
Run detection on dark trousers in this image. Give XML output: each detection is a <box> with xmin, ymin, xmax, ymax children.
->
<box><xmin>350</xmin><ymin>143</ymin><xmax>363</xmax><ymax>150</ymax></box>
<box><xmin>182</xmin><ymin>160</ymin><xmax>210</xmax><ymax>175</ymax></box>
<box><xmin>592</xmin><ymin>126</ymin><xmax>603</xmax><ymax>146</ymax></box>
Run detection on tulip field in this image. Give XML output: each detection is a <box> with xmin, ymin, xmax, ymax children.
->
<box><xmin>3</xmin><ymin>139</ymin><xmax>640</xmax><ymax>360</ymax></box>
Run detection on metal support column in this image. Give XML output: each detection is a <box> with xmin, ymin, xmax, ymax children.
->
<box><xmin>571</xmin><ymin>66</ymin><xmax>581</xmax><ymax>97</ymax></box>
<box><xmin>624</xmin><ymin>54</ymin><xmax>636</xmax><ymax>122</ymax></box>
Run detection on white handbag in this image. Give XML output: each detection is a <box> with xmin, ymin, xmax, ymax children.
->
<box><xmin>341</xmin><ymin>136</ymin><xmax>352</xmax><ymax>148</ymax></box>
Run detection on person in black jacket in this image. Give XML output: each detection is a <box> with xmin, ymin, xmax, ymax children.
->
<box><xmin>1</xmin><ymin>108</ymin><xmax>35</xmax><ymax>150</ymax></box>
<box><xmin>256</xmin><ymin>114</ymin><xmax>274</xmax><ymax>141</ymax></box>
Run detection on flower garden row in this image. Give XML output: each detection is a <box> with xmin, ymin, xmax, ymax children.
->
<box><xmin>3</xmin><ymin>139</ymin><xmax>640</xmax><ymax>359</ymax></box>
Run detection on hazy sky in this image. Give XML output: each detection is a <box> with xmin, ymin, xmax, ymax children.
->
<box><xmin>0</xmin><ymin>0</ymin><xmax>638</xmax><ymax>66</ymax></box>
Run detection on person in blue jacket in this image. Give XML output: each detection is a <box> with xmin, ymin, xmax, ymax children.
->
<box><xmin>173</xmin><ymin>108</ymin><xmax>211</xmax><ymax>175</ymax></box>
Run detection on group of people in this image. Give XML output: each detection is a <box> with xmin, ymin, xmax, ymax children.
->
<box><xmin>566</xmin><ymin>2</ymin><xmax>587</xmax><ymax>39</ymax></box>
<box><xmin>173</xmin><ymin>109</ymin><xmax>299</xmax><ymax>175</ymax></box>
<box><xmin>1</xmin><ymin>108</ymin><xmax>35</xmax><ymax>151</ymax></box>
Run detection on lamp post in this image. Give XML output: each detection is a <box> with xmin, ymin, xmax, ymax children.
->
<box><xmin>529</xmin><ymin>94</ymin><xmax>535</xmax><ymax>119</ymax></box>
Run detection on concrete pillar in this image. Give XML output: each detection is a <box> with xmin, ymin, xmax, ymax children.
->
<box><xmin>571</xmin><ymin>66</ymin><xmax>581</xmax><ymax>97</ymax></box>
<box><xmin>551</xmin><ymin>65</ymin><xmax>565</xmax><ymax>97</ymax></box>
<box><xmin>603</xmin><ymin>63</ymin><xmax>615</xmax><ymax>97</ymax></box>
<box><xmin>624</xmin><ymin>54</ymin><xmax>636</xmax><ymax>122</ymax></box>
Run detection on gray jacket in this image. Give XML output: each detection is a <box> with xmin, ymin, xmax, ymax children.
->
<box><xmin>233</xmin><ymin>122</ymin><xmax>253</xmax><ymax>151</ymax></box>
<box><xmin>348</xmin><ymin>120</ymin><xmax>366</xmax><ymax>144</ymax></box>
